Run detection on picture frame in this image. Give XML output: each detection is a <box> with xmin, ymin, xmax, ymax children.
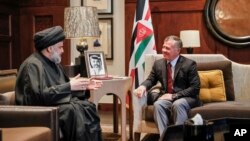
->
<box><xmin>85</xmin><ymin>51</ymin><xmax>108</xmax><ymax>78</ymax></box>
<box><xmin>205</xmin><ymin>0</ymin><xmax>250</xmax><ymax>48</ymax></box>
<box><xmin>90</xmin><ymin>18</ymin><xmax>113</xmax><ymax>60</ymax></box>
<box><xmin>85</xmin><ymin>0</ymin><xmax>113</xmax><ymax>14</ymax></box>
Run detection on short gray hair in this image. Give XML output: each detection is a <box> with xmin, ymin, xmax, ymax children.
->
<box><xmin>164</xmin><ymin>35</ymin><xmax>183</xmax><ymax>49</ymax></box>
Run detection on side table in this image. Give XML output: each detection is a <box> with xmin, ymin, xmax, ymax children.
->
<box><xmin>89</xmin><ymin>77</ymin><xmax>132</xmax><ymax>141</ymax></box>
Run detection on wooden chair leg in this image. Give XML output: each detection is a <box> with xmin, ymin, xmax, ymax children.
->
<box><xmin>0</xmin><ymin>128</ymin><xmax>2</xmax><ymax>141</ymax></box>
<box><xmin>134</xmin><ymin>132</ymin><xmax>141</xmax><ymax>141</ymax></box>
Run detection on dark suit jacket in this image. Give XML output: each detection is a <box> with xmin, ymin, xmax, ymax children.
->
<box><xmin>141</xmin><ymin>55</ymin><xmax>200</xmax><ymax>108</ymax></box>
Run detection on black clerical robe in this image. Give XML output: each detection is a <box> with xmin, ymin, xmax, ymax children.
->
<box><xmin>15</xmin><ymin>52</ymin><xmax>102</xmax><ymax>141</ymax></box>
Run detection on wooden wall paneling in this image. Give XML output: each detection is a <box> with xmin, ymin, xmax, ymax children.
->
<box><xmin>0</xmin><ymin>42</ymin><xmax>11</xmax><ymax>69</ymax></box>
<box><xmin>125</xmin><ymin>2</ymin><xmax>136</xmax><ymax>75</ymax></box>
<box><xmin>19</xmin><ymin>5</ymin><xmax>70</xmax><ymax>67</ymax></box>
<box><xmin>0</xmin><ymin>3</ymin><xmax>19</xmax><ymax>70</ymax></box>
<box><xmin>229</xmin><ymin>48</ymin><xmax>250</xmax><ymax>64</ymax></box>
<box><xmin>151</xmin><ymin>13</ymin><xmax>159</xmax><ymax>52</ymax></box>
<box><xmin>155</xmin><ymin>12</ymin><xmax>204</xmax><ymax>53</ymax></box>
<box><xmin>0</xmin><ymin>13</ymin><xmax>12</xmax><ymax>69</ymax></box>
<box><xmin>19</xmin><ymin>0</ymin><xmax>69</xmax><ymax>7</ymax></box>
<box><xmin>199</xmin><ymin>15</ymin><xmax>219</xmax><ymax>54</ymax></box>
<box><xmin>19</xmin><ymin>9</ymin><xmax>36</xmax><ymax>66</ymax></box>
<box><xmin>0</xmin><ymin>0</ymin><xmax>70</xmax><ymax>69</ymax></box>
<box><xmin>150</xmin><ymin>0</ymin><xmax>205</xmax><ymax>12</ymax></box>
<box><xmin>12</xmin><ymin>11</ymin><xmax>21</xmax><ymax>69</ymax></box>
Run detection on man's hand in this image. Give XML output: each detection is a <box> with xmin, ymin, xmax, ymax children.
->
<box><xmin>70</xmin><ymin>74</ymin><xmax>90</xmax><ymax>91</ymax></box>
<box><xmin>158</xmin><ymin>93</ymin><xmax>173</xmax><ymax>101</ymax></box>
<box><xmin>70</xmin><ymin>74</ymin><xmax>103</xmax><ymax>91</ymax></box>
<box><xmin>87</xmin><ymin>78</ymin><xmax>103</xmax><ymax>90</ymax></box>
<box><xmin>134</xmin><ymin>85</ymin><xmax>146</xmax><ymax>98</ymax></box>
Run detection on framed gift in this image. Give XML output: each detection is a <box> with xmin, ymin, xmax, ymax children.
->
<box><xmin>85</xmin><ymin>51</ymin><xmax>108</xmax><ymax>78</ymax></box>
<box><xmin>85</xmin><ymin>0</ymin><xmax>113</xmax><ymax>14</ymax></box>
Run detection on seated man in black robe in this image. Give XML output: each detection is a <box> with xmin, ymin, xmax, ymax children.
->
<box><xmin>15</xmin><ymin>26</ymin><xmax>103</xmax><ymax>141</ymax></box>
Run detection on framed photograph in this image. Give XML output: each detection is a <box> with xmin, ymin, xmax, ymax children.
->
<box><xmin>90</xmin><ymin>18</ymin><xmax>113</xmax><ymax>60</ymax></box>
<box><xmin>85</xmin><ymin>0</ymin><xmax>113</xmax><ymax>14</ymax></box>
<box><xmin>85</xmin><ymin>51</ymin><xmax>108</xmax><ymax>78</ymax></box>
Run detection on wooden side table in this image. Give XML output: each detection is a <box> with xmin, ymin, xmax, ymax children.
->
<box><xmin>89</xmin><ymin>77</ymin><xmax>132</xmax><ymax>141</ymax></box>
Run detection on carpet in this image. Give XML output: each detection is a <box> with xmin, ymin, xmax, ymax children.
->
<box><xmin>102</xmin><ymin>132</ymin><xmax>159</xmax><ymax>141</ymax></box>
<box><xmin>102</xmin><ymin>132</ymin><xmax>121</xmax><ymax>141</ymax></box>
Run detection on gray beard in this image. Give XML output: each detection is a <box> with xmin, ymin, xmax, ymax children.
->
<box><xmin>51</xmin><ymin>51</ymin><xmax>61</xmax><ymax>64</ymax></box>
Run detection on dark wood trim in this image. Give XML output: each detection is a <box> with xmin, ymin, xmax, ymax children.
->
<box><xmin>0</xmin><ymin>0</ymin><xmax>70</xmax><ymax>70</ymax></box>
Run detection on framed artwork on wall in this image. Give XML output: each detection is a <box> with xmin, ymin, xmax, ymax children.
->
<box><xmin>85</xmin><ymin>51</ymin><xmax>108</xmax><ymax>78</ymax></box>
<box><xmin>85</xmin><ymin>0</ymin><xmax>113</xmax><ymax>14</ymax></box>
<box><xmin>205</xmin><ymin>0</ymin><xmax>250</xmax><ymax>48</ymax></box>
<box><xmin>90</xmin><ymin>18</ymin><xmax>113</xmax><ymax>60</ymax></box>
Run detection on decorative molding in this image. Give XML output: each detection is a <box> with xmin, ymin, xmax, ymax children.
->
<box><xmin>19</xmin><ymin>0</ymin><xmax>69</xmax><ymax>7</ymax></box>
<box><xmin>0</xmin><ymin>14</ymin><xmax>11</xmax><ymax>37</ymax></box>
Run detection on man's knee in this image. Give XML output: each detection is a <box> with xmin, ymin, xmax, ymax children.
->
<box><xmin>59</xmin><ymin>104</ymin><xmax>76</xmax><ymax>116</ymax></box>
<box><xmin>153</xmin><ymin>100</ymin><xmax>162</xmax><ymax>109</ymax></box>
<box><xmin>172</xmin><ymin>99</ymin><xmax>187</xmax><ymax>110</ymax></box>
<box><xmin>172</xmin><ymin>101</ymin><xmax>182</xmax><ymax>108</ymax></box>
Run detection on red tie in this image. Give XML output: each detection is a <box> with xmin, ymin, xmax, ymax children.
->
<box><xmin>167</xmin><ymin>63</ymin><xmax>173</xmax><ymax>93</ymax></box>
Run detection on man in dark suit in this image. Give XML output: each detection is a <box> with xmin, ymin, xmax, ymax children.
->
<box><xmin>134</xmin><ymin>35</ymin><xmax>200</xmax><ymax>137</ymax></box>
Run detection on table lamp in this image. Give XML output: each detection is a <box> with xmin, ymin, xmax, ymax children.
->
<box><xmin>64</xmin><ymin>6</ymin><xmax>99</xmax><ymax>55</ymax></box>
<box><xmin>64</xmin><ymin>6</ymin><xmax>100</xmax><ymax>77</ymax></box>
<box><xmin>180</xmin><ymin>30</ymin><xmax>200</xmax><ymax>54</ymax></box>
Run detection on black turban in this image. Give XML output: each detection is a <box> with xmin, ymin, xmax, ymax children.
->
<box><xmin>34</xmin><ymin>26</ymin><xmax>65</xmax><ymax>51</ymax></box>
<box><xmin>90</xmin><ymin>54</ymin><xmax>101</xmax><ymax>60</ymax></box>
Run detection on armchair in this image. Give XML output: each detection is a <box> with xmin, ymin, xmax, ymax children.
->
<box><xmin>0</xmin><ymin>69</ymin><xmax>17</xmax><ymax>94</ymax></box>
<box><xmin>0</xmin><ymin>106</ymin><xmax>59</xmax><ymax>141</ymax></box>
<box><xmin>133</xmin><ymin>54</ymin><xmax>250</xmax><ymax>141</ymax></box>
<box><xmin>0</xmin><ymin>69</ymin><xmax>59</xmax><ymax>141</ymax></box>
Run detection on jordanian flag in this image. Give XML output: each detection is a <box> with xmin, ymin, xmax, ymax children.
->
<box><xmin>129</xmin><ymin>0</ymin><xmax>157</xmax><ymax>90</ymax></box>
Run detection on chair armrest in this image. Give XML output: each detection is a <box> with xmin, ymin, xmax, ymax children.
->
<box><xmin>0</xmin><ymin>105</ymin><xmax>59</xmax><ymax>141</ymax></box>
<box><xmin>232</xmin><ymin>63</ymin><xmax>250</xmax><ymax>101</ymax></box>
<box><xmin>132</xmin><ymin>90</ymin><xmax>147</xmax><ymax>132</ymax></box>
<box><xmin>0</xmin><ymin>91</ymin><xmax>15</xmax><ymax>105</ymax></box>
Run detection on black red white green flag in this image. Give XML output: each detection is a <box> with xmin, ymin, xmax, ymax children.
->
<box><xmin>129</xmin><ymin>0</ymin><xmax>157</xmax><ymax>91</ymax></box>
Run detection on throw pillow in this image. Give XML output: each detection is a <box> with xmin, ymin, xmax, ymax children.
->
<box><xmin>197</xmin><ymin>60</ymin><xmax>234</xmax><ymax>101</ymax></box>
<box><xmin>198</xmin><ymin>70</ymin><xmax>226</xmax><ymax>103</ymax></box>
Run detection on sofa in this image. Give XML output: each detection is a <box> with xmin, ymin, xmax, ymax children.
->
<box><xmin>0</xmin><ymin>69</ymin><xmax>59</xmax><ymax>141</ymax></box>
<box><xmin>133</xmin><ymin>54</ymin><xmax>250</xmax><ymax>141</ymax></box>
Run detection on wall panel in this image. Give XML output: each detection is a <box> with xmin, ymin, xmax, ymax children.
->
<box><xmin>0</xmin><ymin>42</ymin><xmax>11</xmax><ymax>69</ymax></box>
<box><xmin>19</xmin><ymin>4</ymin><xmax>70</xmax><ymax>67</ymax></box>
<box><xmin>0</xmin><ymin>3</ymin><xmax>18</xmax><ymax>69</ymax></box>
<box><xmin>0</xmin><ymin>0</ymin><xmax>70</xmax><ymax>70</ymax></box>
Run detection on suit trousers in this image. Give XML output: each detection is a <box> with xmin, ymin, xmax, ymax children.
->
<box><xmin>153</xmin><ymin>98</ymin><xmax>191</xmax><ymax>137</ymax></box>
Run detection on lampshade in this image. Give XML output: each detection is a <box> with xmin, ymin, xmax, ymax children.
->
<box><xmin>64</xmin><ymin>6</ymin><xmax>100</xmax><ymax>38</ymax></box>
<box><xmin>180</xmin><ymin>30</ymin><xmax>200</xmax><ymax>48</ymax></box>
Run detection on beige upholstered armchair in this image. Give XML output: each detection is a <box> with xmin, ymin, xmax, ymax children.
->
<box><xmin>133</xmin><ymin>54</ymin><xmax>250</xmax><ymax>141</ymax></box>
